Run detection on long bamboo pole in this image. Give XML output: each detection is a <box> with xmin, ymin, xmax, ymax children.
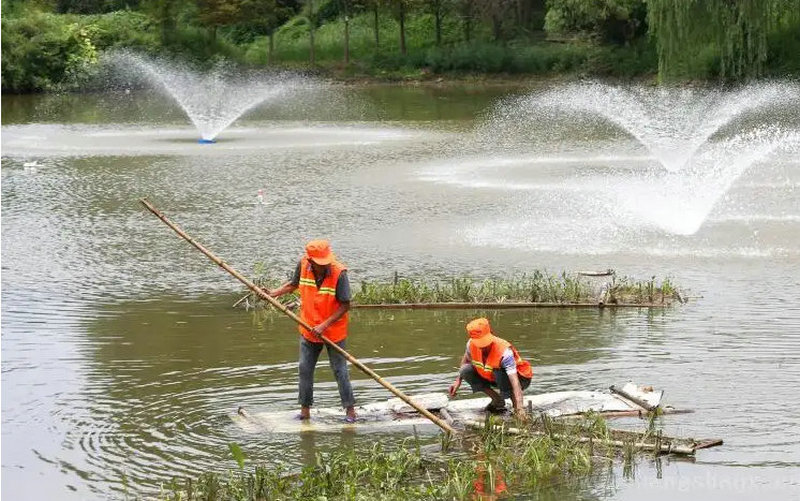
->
<box><xmin>140</xmin><ymin>198</ymin><xmax>456</xmax><ymax>434</ymax></box>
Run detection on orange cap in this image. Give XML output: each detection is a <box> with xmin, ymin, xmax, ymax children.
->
<box><xmin>305</xmin><ymin>239</ymin><xmax>335</xmax><ymax>265</ymax></box>
<box><xmin>466</xmin><ymin>317</ymin><xmax>495</xmax><ymax>348</ymax></box>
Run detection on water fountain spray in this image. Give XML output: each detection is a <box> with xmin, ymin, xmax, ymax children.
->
<box><xmin>422</xmin><ymin>82</ymin><xmax>800</xmax><ymax>252</ymax></box>
<box><xmin>107</xmin><ymin>52</ymin><xmax>318</xmax><ymax>143</ymax></box>
<box><xmin>483</xmin><ymin>81</ymin><xmax>800</xmax><ymax>173</ymax></box>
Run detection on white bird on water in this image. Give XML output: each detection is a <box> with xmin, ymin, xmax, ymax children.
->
<box><xmin>23</xmin><ymin>160</ymin><xmax>39</xmax><ymax>174</ymax></box>
<box><xmin>256</xmin><ymin>188</ymin><xmax>268</xmax><ymax>206</ymax></box>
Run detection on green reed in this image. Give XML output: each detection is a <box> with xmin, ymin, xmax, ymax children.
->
<box><xmin>353</xmin><ymin>271</ymin><xmax>682</xmax><ymax>305</ymax></box>
<box><xmin>159</xmin><ymin>414</ymin><xmax>665</xmax><ymax>500</ymax></box>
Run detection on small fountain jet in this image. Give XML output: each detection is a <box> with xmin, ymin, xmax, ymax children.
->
<box><xmin>109</xmin><ymin>52</ymin><xmax>316</xmax><ymax>143</ymax></box>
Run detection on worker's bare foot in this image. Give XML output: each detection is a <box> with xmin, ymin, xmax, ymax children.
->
<box><xmin>299</xmin><ymin>406</ymin><xmax>311</xmax><ymax>420</ymax></box>
<box><xmin>344</xmin><ymin>406</ymin><xmax>357</xmax><ymax>423</ymax></box>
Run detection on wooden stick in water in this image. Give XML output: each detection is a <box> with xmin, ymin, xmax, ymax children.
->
<box><xmin>232</xmin><ymin>292</ymin><xmax>252</xmax><ymax>308</ymax></box>
<box><xmin>464</xmin><ymin>420</ymin><xmax>697</xmax><ymax>455</ymax></box>
<box><xmin>140</xmin><ymin>198</ymin><xmax>456</xmax><ymax>435</ymax></box>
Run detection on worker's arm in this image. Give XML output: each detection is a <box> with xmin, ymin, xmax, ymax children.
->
<box><xmin>449</xmin><ymin>350</ymin><xmax>471</xmax><ymax>397</ymax></box>
<box><xmin>265</xmin><ymin>262</ymin><xmax>301</xmax><ymax>298</ymax></box>
<box><xmin>508</xmin><ymin>372</ymin><xmax>528</xmax><ymax>420</ymax></box>
<box><xmin>309</xmin><ymin>302</ymin><xmax>350</xmax><ymax>338</ymax></box>
<box><xmin>265</xmin><ymin>281</ymin><xmax>298</xmax><ymax>298</ymax></box>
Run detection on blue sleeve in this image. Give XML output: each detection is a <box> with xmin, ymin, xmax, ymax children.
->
<box><xmin>336</xmin><ymin>271</ymin><xmax>351</xmax><ymax>302</ymax></box>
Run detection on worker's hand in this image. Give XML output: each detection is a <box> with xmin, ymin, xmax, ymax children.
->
<box><xmin>513</xmin><ymin>408</ymin><xmax>529</xmax><ymax>423</ymax></box>
<box><xmin>261</xmin><ymin>287</ymin><xmax>275</xmax><ymax>298</ymax></box>
<box><xmin>448</xmin><ymin>377</ymin><xmax>461</xmax><ymax>398</ymax></box>
<box><xmin>309</xmin><ymin>325</ymin><xmax>326</xmax><ymax>338</ymax></box>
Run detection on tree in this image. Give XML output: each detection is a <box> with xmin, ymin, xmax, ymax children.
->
<box><xmin>544</xmin><ymin>0</ymin><xmax>646</xmax><ymax>44</ymax></box>
<box><xmin>648</xmin><ymin>0</ymin><xmax>800</xmax><ymax>79</ymax></box>
<box><xmin>459</xmin><ymin>0</ymin><xmax>474</xmax><ymax>41</ymax></box>
<box><xmin>238</xmin><ymin>0</ymin><xmax>294</xmax><ymax>63</ymax></box>
<box><xmin>341</xmin><ymin>0</ymin><xmax>350</xmax><ymax>63</ymax></box>
<box><xmin>196</xmin><ymin>0</ymin><xmax>244</xmax><ymax>42</ymax></box>
<box><xmin>478</xmin><ymin>0</ymin><xmax>513</xmax><ymax>41</ymax></box>
<box><xmin>429</xmin><ymin>0</ymin><xmax>448</xmax><ymax>45</ymax></box>
<box><xmin>369</xmin><ymin>0</ymin><xmax>381</xmax><ymax>48</ymax></box>
<box><xmin>141</xmin><ymin>0</ymin><xmax>183</xmax><ymax>44</ymax></box>
<box><xmin>305</xmin><ymin>0</ymin><xmax>316</xmax><ymax>63</ymax></box>
<box><xmin>391</xmin><ymin>0</ymin><xmax>411</xmax><ymax>55</ymax></box>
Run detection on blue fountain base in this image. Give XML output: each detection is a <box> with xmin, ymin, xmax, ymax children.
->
<box><xmin>198</xmin><ymin>138</ymin><xmax>216</xmax><ymax>144</ymax></box>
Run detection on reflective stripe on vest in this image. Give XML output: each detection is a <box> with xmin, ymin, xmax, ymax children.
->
<box><xmin>297</xmin><ymin>257</ymin><xmax>348</xmax><ymax>343</ymax></box>
<box><xmin>468</xmin><ymin>337</ymin><xmax>533</xmax><ymax>382</ymax></box>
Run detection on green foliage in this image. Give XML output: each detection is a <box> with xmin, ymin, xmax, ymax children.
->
<box><xmin>648</xmin><ymin>0</ymin><xmax>800</xmax><ymax>80</ymax></box>
<box><xmin>228</xmin><ymin>443</ymin><xmax>246</xmax><ymax>469</ymax></box>
<box><xmin>544</xmin><ymin>0</ymin><xmax>647</xmax><ymax>44</ymax></box>
<box><xmin>3</xmin><ymin>0</ymin><xmax>800</xmax><ymax>91</ymax></box>
<box><xmin>161</xmin><ymin>414</ymin><xmax>672</xmax><ymax>500</ymax></box>
<box><xmin>1</xmin><ymin>9</ymin><xmax>159</xmax><ymax>92</ymax></box>
<box><xmin>245</xmin><ymin>267</ymin><xmax>683</xmax><ymax>308</ymax></box>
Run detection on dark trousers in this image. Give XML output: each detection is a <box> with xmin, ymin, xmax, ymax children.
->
<box><xmin>299</xmin><ymin>337</ymin><xmax>355</xmax><ymax>408</ymax></box>
<box><xmin>459</xmin><ymin>364</ymin><xmax>531</xmax><ymax>399</ymax></box>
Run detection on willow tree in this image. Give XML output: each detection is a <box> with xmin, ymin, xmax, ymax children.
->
<box><xmin>648</xmin><ymin>0</ymin><xmax>800</xmax><ymax>80</ymax></box>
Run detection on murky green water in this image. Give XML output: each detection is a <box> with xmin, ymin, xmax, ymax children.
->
<box><xmin>2</xmin><ymin>83</ymin><xmax>799</xmax><ymax>500</ymax></box>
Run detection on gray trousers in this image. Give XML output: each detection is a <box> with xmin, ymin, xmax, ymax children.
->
<box><xmin>299</xmin><ymin>337</ymin><xmax>355</xmax><ymax>408</ymax></box>
<box><xmin>459</xmin><ymin>364</ymin><xmax>531</xmax><ymax>399</ymax></box>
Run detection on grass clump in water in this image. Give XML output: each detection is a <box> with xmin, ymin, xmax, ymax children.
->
<box><xmin>241</xmin><ymin>266</ymin><xmax>686</xmax><ymax>319</ymax></box>
<box><xmin>159</xmin><ymin>414</ymin><xmax>662</xmax><ymax>500</ymax></box>
<box><xmin>353</xmin><ymin>271</ymin><xmax>683</xmax><ymax>305</ymax></box>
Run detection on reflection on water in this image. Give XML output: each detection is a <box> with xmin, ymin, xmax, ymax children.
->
<box><xmin>71</xmin><ymin>298</ymin><xmax>618</xmax><ymax>494</ymax></box>
<box><xmin>2</xmin><ymin>86</ymin><xmax>800</xmax><ymax>500</ymax></box>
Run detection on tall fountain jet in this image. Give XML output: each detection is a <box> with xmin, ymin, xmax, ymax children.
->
<box><xmin>108</xmin><ymin>52</ymin><xmax>317</xmax><ymax>143</ymax></box>
<box><xmin>485</xmin><ymin>81</ymin><xmax>800</xmax><ymax>173</ymax></box>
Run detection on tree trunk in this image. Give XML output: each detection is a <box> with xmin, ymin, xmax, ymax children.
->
<box><xmin>462</xmin><ymin>0</ymin><xmax>472</xmax><ymax>42</ymax></box>
<box><xmin>309</xmin><ymin>0</ymin><xmax>316</xmax><ymax>64</ymax></box>
<box><xmin>344</xmin><ymin>14</ymin><xmax>350</xmax><ymax>64</ymax></box>
<box><xmin>434</xmin><ymin>0</ymin><xmax>442</xmax><ymax>46</ymax></box>
<box><xmin>492</xmin><ymin>14</ymin><xmax>502</xmax><ymax>42</ymax></box>
<box><xmin>373</xmin><ymin>3</ymin><xmax>380</xmax><ymax>48</ymax></box>
<box><xmin>399</xmin><ymin>1</ymin><xmax>406</xmax><ymax>56</ymax></box>
<box><xmin>268</xmin><ymin>32</ymin><xmax>274</xmax><ymax>64</ymax></box>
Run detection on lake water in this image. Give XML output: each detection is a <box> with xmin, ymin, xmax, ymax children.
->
<box><xmin>2</xmin><ymin>82</ymin><xmax>799</xmax><ymax>500</ymax></box>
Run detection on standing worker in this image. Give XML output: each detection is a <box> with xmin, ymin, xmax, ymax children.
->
<box><xmin>449</xmin><ymin>317</ymin><xmax>532</xmax><ymax>420</ymax></box>
<box><xmin>265</xmin><ymin>240</ymin><xmax>357</xmax><ymax>423</ymax></box>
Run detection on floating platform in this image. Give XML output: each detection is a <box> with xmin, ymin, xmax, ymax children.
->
<box><xmin>233</xmin><ymin>382</ymin><xmax>684</xmax><ymax>435</ymax></box>
<box><xmin>350</xmin><ymin>302</ymin><xmax>672</xmax><ymax>309</ymax></box>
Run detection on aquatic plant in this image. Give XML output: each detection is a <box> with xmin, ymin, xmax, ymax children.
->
<box><xmin>158</xmin><ymin>414</ymin><xmax>666</xmax><ymax>500</ymax></box>
<box><xmin>243</xmin><ymin>266</ymin><xmax>684</xmax><ymax>309</ymax></box>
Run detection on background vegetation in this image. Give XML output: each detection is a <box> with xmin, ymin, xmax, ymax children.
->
<box><xmin>3</xmin><ymin>0</ymin><xmax>800</xmax><ymax>92</ymax></box>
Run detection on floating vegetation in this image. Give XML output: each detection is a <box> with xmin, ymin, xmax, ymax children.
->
<box><xmin>238</xmin><ymin>266</ymin><xmax>685</xmax><ymax>314</ymax></box>
<box><xmin>159</xmin><ymin>414</ymin><xmax>680</xmax><ymax>500</ymax></box>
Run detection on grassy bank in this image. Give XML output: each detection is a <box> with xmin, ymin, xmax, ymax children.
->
<box><xmin>159</xmin><ymin>413</ymin><xmax>655</xmax><ymax>500</ymax></box>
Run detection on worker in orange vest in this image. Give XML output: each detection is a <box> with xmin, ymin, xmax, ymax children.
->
<box><xmin>449</xmin><ymin>317</ymin><xmax>532</xmax><ymax>420</ymax></box>
<box><xmin>265</xmin><ymin>239</ymin><xmax>356</xmax><ymax>423</ymax></box>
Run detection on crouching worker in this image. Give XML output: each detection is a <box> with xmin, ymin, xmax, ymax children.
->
<box><xmin>449</xmin><ymin>317</ymin><xmax>532</xmax><ymax>420</ymax></box>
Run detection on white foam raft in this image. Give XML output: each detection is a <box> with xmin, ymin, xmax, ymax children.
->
<box><xmin>233</xmin><ymin>382</ymin><xmax>683</xmax><ymax>435</ymax></box>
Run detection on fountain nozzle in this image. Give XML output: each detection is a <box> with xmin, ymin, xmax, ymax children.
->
<box><xmin>198</xmin><ymin>138</ymin><xmax>216</xmax><ymax>144</ymax></box>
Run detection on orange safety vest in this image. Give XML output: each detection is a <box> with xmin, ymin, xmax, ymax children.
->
<box><xmin>468</xmin><ymin>337</ymin><xmax>533</xmax><ymax>382</ymax></box>
<box><xmin>297</xmin><ymin>257</ymin><xmax>349</xmax><ymax>344</ymax></box>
